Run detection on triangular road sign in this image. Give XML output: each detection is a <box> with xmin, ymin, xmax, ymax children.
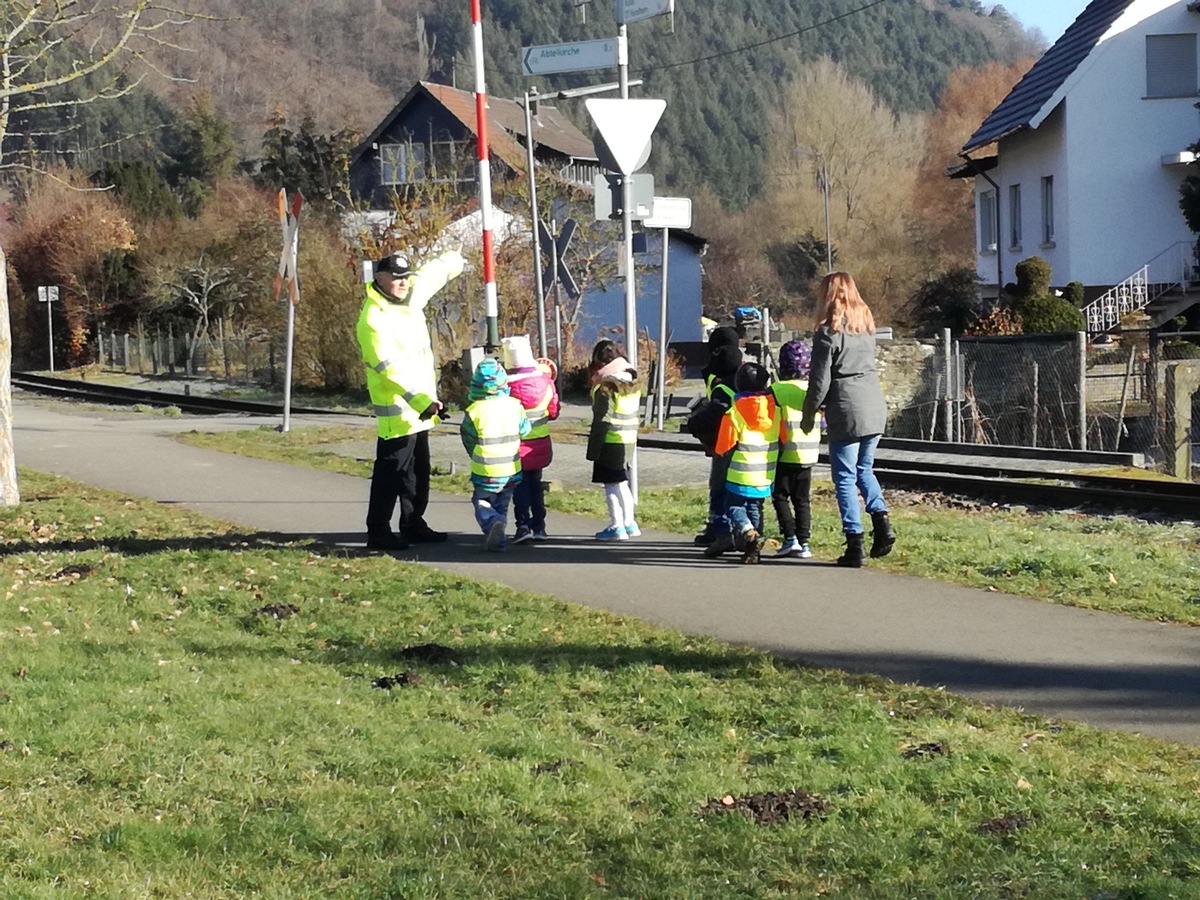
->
<box><xmin>585</xmin><ymin>98</ymin><xmax>665</xmax><ymax>175</ymax></box>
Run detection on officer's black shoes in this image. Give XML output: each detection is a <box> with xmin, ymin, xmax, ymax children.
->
<box><xmin>366</xmin><ymin>529</ymin><xmax>409</xmax><ymax>552</ymax></box>
<box><xmin>402</xmin><ymin>524</ymin><xmax>448</xmax><ymax>544</ymax></box>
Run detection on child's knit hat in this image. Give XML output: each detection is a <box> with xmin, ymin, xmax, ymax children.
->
<box><xmin>470</xmin><ymin>358</ymin><xmax>509</xmax><ymax>398</ymax></box>
<box><xmin>778</xmin><ymin>339</ymin><xmax>812</xmax><ymax>379</ymax></box>
<box><xmin>734</xmin><ymin>362</ymin><xmax>771</xmax><ymax>393</ymax></box>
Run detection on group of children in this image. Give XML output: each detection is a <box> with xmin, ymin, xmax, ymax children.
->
<box><xmin>685</xmin><ymin>327</ymin><xmax>819</xmax><ymax>565</ymax></box>
<box><xmin>459</xmin><ymin>330</ymin><xmax>817</xmax><ymax>562</ymax></box>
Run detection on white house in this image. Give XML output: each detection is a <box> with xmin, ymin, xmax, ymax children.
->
<box><xmin>955</xmin><ymin>0</ymin><xmax>1200</xmax><ymax>327</ymax></box>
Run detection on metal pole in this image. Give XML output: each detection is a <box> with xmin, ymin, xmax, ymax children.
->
<box><xmin>942</xmin><ymin>328</ymin><xmax>952</xmax><ymax>442</ymax></box>
<box><xmin>821</xmin><ymin>157</ymin><xmax>832</xmax><ymax>272</ymax></box>
<box><xmin>46</xmin><ymin>294</ymin><xmax>54</xmax><ymax>373</ymax></box>
<box><xmin>656</xmin><ymin>227</ymin><xmax>670</xmax><ymax>430</ymax></box>
<box><xmin>1031</xmin><ymin>360</ymin><xmax>1039</xmax><ymax>448</ymax></box>
<box><xmin>471</xmin><ymin>0</ymin><xmax>499</xmax><ymax>351</ymax></box>
<box><xmin>617</xmin><ymin>23</ymin><xmax>638</xmax><ymax>503</ymax></box>
<box><xmin>524</xmin><ymin>90</ymin><xmax>548</xmax><ymax>357</ymax></box>
<box><xmin>282</xmin><ymin>301</ymin><xmax>295</xmax><ymax>433</ymax></box>
<box><xmin>1077</xmin><ymin>330</ymin><xmax>1088</xmax><ymax>451</ymax></box>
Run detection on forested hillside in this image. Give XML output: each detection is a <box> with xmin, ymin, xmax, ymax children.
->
<box><xmin>68</xmin><ymin>0</ymin><xmax>1037</xmax><ymax>208</ymax></box>
<box><xmin>424</xmin><ymin>0</ymin><xmax>1037</xmax><ymax>205</ymax></box>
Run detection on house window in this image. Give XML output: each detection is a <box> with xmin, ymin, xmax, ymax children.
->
<box><xmin>1146</xmin><ymin>34</ymin><xmax>1197</xmax><ymax>98</ymax></box>
<box><xmin>380</xmin><ymin>142</ymin><xmax>425</xmax><ymax>185</ymax></box>
<box><xmin>1008</xmin><ymin>184</ymin><xmax>1022</xmax><ymax>249</ymax></box>
<box><xmin>428</xmin><ymin>139</ymin><xmax>475</xmax><ymax>184</ymax></box>
<box><xmin>1040</xmin><ymin>176</ymin><xmax>1054</xmax><ymax>245</ymax></box>
<box><xmin>978</xmin><ymin>189</ymin><xmax>997</xmax><ymax>253</ymax></box>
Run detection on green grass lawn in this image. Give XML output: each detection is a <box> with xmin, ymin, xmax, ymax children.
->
<box><xmin>176</xmin><ymin>426</ymin><xmax>1200</xmax><ymax>627</ymax></box>
<box><xmin>2</xmin><ymin>469</ymin><xmax>1199</xmax><ymax>897</ymax></box>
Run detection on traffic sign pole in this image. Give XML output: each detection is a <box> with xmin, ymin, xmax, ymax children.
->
<box><xmin>523</xmin><ymin>89</ymin><xmax>548</xmax><ymax>358</ymax></box>
<box><xmin>46</xmin><ymin>289</ymin><xmax>54</xmax><ymax>373</ymax></box>
<box><xmin>657</xmin><ymin>228</ymin><xmax>670</xmax><ymax>430</ymax></box>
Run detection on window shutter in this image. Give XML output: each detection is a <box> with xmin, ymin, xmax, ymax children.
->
<box><xmin>1146</xmin><ymin>34</ymin><xmax>1197</xmax><ymax>98</ymax></box>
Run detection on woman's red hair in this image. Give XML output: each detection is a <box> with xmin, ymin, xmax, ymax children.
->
<box><xmin>815</xmin><ymin>272</ymin><xmax>875</xmax><ymax>335</ymax></box>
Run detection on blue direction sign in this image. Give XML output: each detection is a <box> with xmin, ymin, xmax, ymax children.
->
<box><xmin>521</xmin><ymin>38</ymin><xmax>617</xmax><ymax>77</ymax></box>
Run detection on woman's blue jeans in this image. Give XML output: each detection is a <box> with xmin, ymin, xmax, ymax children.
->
<box><xmin>829</xmin><ymin>435</ymin><xmax>887</xmax><ymax>534</ymax></box>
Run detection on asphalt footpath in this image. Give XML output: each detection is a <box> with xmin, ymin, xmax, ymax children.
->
<box><xmin>12</xmin><ymin>397</ymin><xmax>1200</xmax><ymax>746</ymax></box>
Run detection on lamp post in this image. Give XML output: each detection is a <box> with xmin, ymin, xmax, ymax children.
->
<box><xmin>797</xmin><ymin>147</ymin><xmax>832</xmax><ymax>273</ymax></box>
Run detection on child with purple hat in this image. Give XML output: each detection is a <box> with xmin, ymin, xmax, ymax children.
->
<box><xmin>769</xmin><ymin>340</ymin><xmax>820</xmax><ymax>558</ymax></box>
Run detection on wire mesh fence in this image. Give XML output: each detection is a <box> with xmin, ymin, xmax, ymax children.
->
<box><xmin>885</xmin><ymin>329</ymin><xmax>1198</xmax><ymax>473</ymax></box>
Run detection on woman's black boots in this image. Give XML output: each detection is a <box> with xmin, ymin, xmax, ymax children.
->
<box><xmin>837</xmin><ymin>532</ymin><xmax>866</xmax><ymax>568</ymax></box>
<box><xmin>870</xmin><ymin>511</ymin><xmax>895</xmax><ymax>559</ymax></box>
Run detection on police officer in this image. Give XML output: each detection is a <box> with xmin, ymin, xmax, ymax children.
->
<box><xmin>357</xmin><ymin>249</ymin><xmax>466</xmax><ymax>550</ymax></box>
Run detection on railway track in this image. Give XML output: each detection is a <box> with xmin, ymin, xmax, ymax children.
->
<box><xmin>12</xmin><ymin>372</ymin><xmax>361</xmax><ymax>418</ymax></box>
<box><xmin>16</xmin><ymin>372</ymin><xmax>1200</xmax><ymax>517</ymax></box>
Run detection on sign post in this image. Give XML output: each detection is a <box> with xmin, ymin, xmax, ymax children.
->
<box><xmin>644</xmin><ymin>197</ymin><xmax>692</xmax><ymax>429</ymax></box>
<box><xmin>272</xmin><ymin>189</ymin><xmax>303</xmax><ymax>433</ymax></box>
<box><xmin>37</xmin><ymin>285</ymin><xmax>58</xmax><ymax>372</ymax></box>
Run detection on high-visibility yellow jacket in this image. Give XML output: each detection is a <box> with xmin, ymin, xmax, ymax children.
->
<box><xmin>463</xmin><ymin>394</ymin><xmax>526</xmax><ymax>484</ymax></box>
<box><xmin>356</xmin><ymin>250</ymin><xmax>465</xmax><ymax>439</ymax></box>
<box><xmin>771</xmin><ymin>378</ymin><xmax>820</xmax><ymax>465</ymax></box>
<box><xmin>716</xmin><ymin>392</ymin><xmax>781</xmax><ymax>499</ymax></box>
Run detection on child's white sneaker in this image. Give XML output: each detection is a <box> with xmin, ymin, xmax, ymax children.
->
<box><xmin>798</xmin><ymin>543</ymin><xmax>813</xmax><ymax>559</ymax></box>
<box><xmin>624</xmin><ymin>521</ymin><xmax>641</xmax><ymax>538</ymax></box>
<box><xmin>774</xmin><ymin>537</ymin><xmax>801</xmax><ymax>558</ymax></box>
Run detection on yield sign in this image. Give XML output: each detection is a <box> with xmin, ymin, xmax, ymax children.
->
<box><xmin>538</xmin><ymin>218</ymin><xmax>580</xmax><ymax>301</ymax></box>
<box><xmin>584</xmin><ymin>98</ymin><xmax>665</xmax><ymax>175</ymax></box>
<box><xmin>272</xmin><ymin>189</ymin><xmax>303</xmax><ymax>306</ymax></box>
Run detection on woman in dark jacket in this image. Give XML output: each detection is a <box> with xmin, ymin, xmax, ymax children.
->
<box><xmin>800</xmin><ymin>272</ymin><xmax>895</xmax><ymax>567</ymax></box>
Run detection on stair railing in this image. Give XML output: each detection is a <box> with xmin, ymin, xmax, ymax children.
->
<box><xmin>1082</xmin><ymin>240</ymin><xmax>1196</xmax><ymax>333</ymax></box>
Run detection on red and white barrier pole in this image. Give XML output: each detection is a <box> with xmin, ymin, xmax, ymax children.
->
<box><xmin>471</xmin><ymin>0</ymin><xmax>500</xmax><ymax>350</ymax></box>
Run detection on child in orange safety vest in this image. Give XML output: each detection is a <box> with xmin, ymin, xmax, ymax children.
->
<box><xmin>704</xmin><ymin>362</ymin><xmax>782</xmax><ymax>565</ymax></box>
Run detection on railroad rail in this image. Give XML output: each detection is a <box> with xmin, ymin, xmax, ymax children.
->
<box><xmin>12</xmin><ymin>372</ymin><xmax>360</xmax><ymax>418</ymax></box>
<box><xmin>15</xmin><ymin>372</ymin><xmax>1200</xmax><ymax>517</ymax></box>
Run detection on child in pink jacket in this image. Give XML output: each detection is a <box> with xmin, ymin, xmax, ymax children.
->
<box><xmin>502</xmin><ymin>336</ymin><xmax>560</xmax><ymax>543</ymax></box>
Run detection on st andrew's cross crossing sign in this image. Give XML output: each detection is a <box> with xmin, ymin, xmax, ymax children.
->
<box><xmin>538</xmin><ymin>218</ymin><xmax>580</xmax><ymax>301</ymax></box>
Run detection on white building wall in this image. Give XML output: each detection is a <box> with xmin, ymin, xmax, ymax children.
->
<box><xmin>976</xmin><ymin>106</ymin><xmax>1068</xmax><ymax>288</ymax></box>
<box><xmin>977</xmin><ymin>2</ymin><xmax>1200</xmax><ymax>289</ymax></box>
<box><xmin>1065</xmin><ymin>2</ymin><xmax>1199</xmax><ymax>286</ymax></box>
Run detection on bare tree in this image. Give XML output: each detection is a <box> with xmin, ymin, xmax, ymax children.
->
<box><xmin>0</xmin><ymin>1</ymin><xmax>196</xmax><ymax>506</ymax></box>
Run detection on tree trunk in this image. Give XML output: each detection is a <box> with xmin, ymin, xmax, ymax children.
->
<box><xmin>0</xmin><ymin>245</ymin><xmax>21</xmax><ymax>506</ymax></box>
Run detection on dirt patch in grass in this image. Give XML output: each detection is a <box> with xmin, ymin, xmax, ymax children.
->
<box><xmin>372</xmin><ymin>672</ymin><xmax>422</xmax><ymax>690</ymax></box>
<box><xmin>533</xmin><ymin>759</ymin><xmax>581</xmax><ymax>776</ymax></box>
<box><xmin>977</xmin><ymin>813</ymin><xmax>1032</xmax><ymax>835</ymax></box>
<box><xmin>901</xmin><ymin>741</ymin><xmax>949</xmax><ymax>759</ymax></box>
<box><xmin>253</xmin><ymin>603</ymin><xmax>300</xmax><ymax>620</ymax></box>
<box><xmin>701</xmin><ymin>789</ymin><xmax>829</xmax><ymax>825</ymax></box>
<box><xmin>396</xmin><ymin>642</ymin><xmax>458</xmax><ymax>665</ymax></box>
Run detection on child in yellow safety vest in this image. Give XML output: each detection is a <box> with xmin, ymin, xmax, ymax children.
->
<box><xmin>770</xmin><ymin>340</ymin><xmax>820</xmax><ymax>559</ymax></box>
<box><xmin>460</xmin><ymin>358</ymin><xmax>531</xmax><ymax>552</ymax></box>
<box><xmin>586</xmin><ymin>339</ymin><xmax>641</xmax><ymax>541</ymax></box>
<box><xmin>705</xmin><ymin>362</ymin><xmax>782</xmax><ymax>564</ymax></box>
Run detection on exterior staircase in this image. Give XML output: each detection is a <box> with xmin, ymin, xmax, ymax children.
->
<box><xmin>1083</xmin><ymin>241</ymin><xmax>1200</xmax><ymax>333</ymax></box>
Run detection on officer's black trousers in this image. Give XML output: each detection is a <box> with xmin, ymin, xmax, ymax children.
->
<box><xmin>366</xmin><ymin>431</ymin><xmax>430</xmax><ymax>532</ymax></box>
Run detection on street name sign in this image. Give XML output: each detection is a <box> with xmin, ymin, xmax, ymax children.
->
<box><xmin>521</xmin><ymin>38</ymin><xmax>617</xmax><ymax>77</ymax></box>
<box><xmin>644</xmin><ymin>196</ymin><xmax>692</xmax><ymax>230</ymax></box>
<box><xmin>617</xmin><ymin>0</ymin><xmax>673</xmax><ymax>24</ymax></box>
